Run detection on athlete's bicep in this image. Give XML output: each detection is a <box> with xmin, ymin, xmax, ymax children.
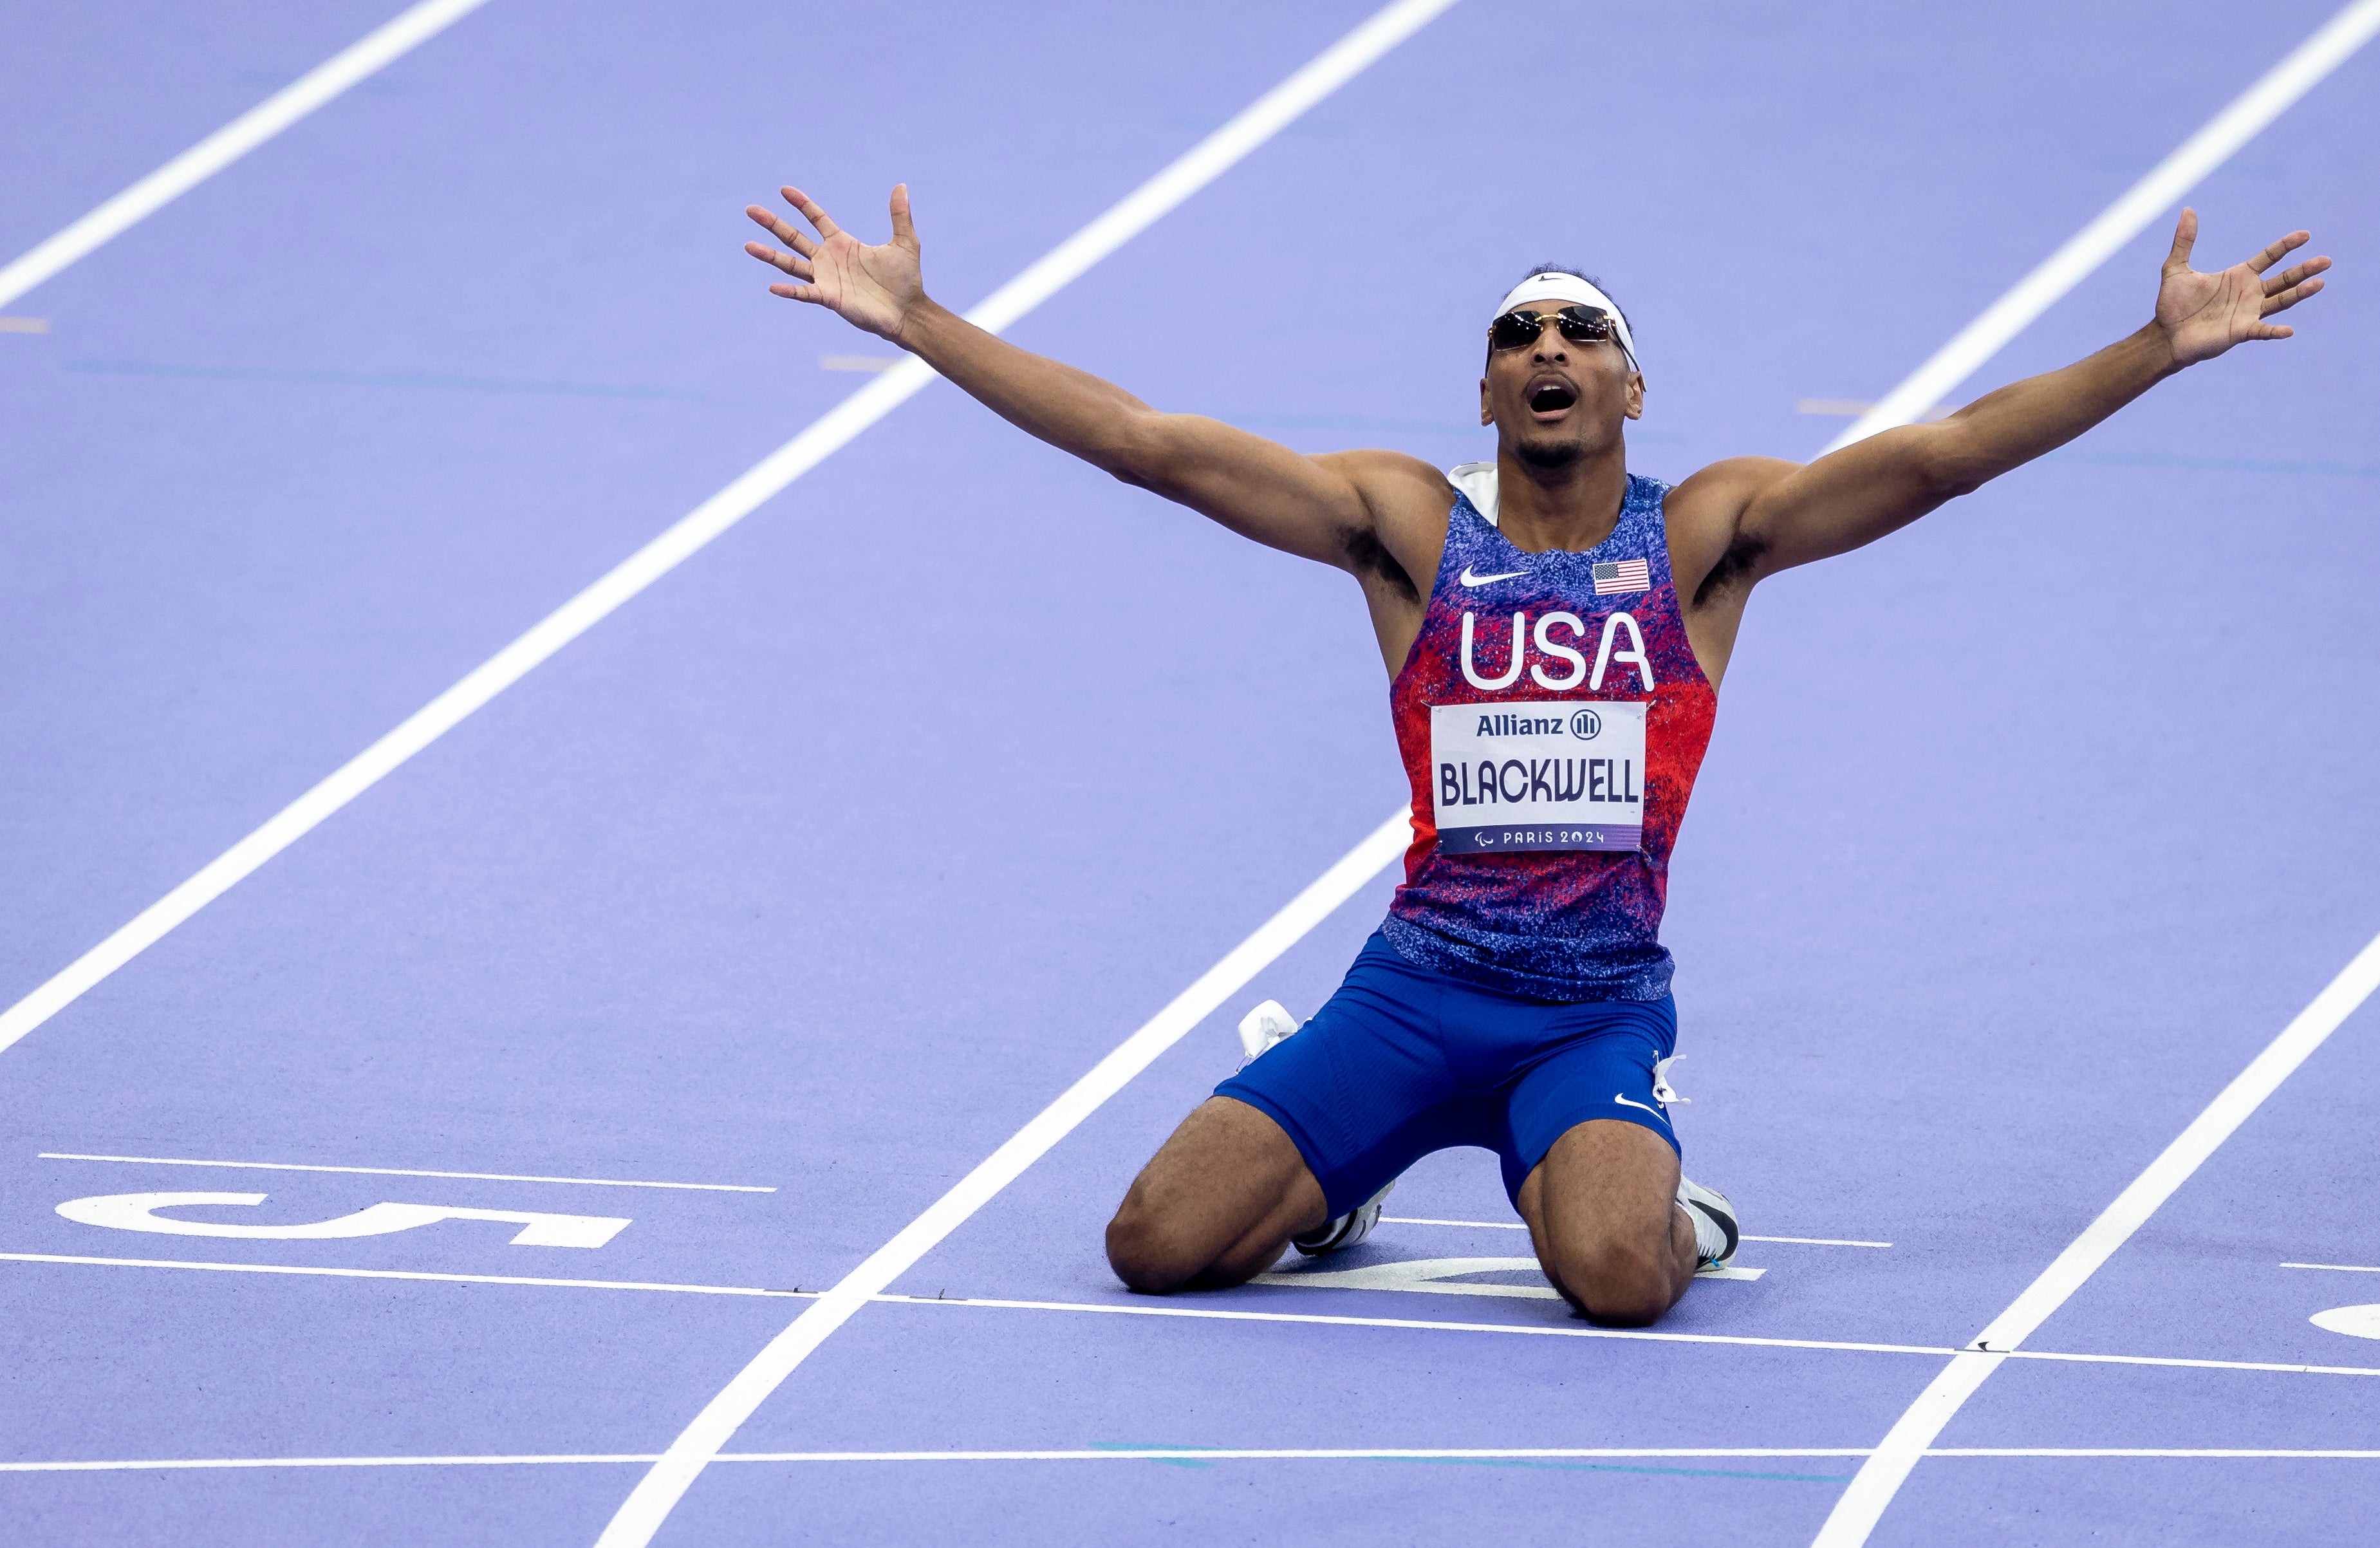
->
<box><xmin>1128</xmin><ymin>415</ymin><xmax>1432</xmax><ymax>574</ymax></box>
<box><xmin>1726</xmin><ymin>427</ymin><xmax>1960</xmax><ymax>577</ymax></box>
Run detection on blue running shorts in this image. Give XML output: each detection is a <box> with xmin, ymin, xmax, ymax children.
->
<box><xmin>1214</xmin><ymin>929</ymin><xmax>1680</xmax><ymax>1218</ymax></box>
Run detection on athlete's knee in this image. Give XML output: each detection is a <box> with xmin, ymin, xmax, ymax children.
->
<box><xmin>1542</xmin><ymin>1238</ymin><xmax>1673</xmax><ymax>1327</ymax></box>
<box><xmin>1102</xmin><ymin>1196</ymin><xmax>1205</xmax><ymax>1294</ymax></box>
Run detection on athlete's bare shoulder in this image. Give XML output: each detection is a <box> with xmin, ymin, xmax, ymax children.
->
<box><xmin>1317</xmin><ymin>447</ymin><xmax>1457</xmax><ymax>513</ymax></box>
<box><xmin>1665</xmin><ymin>454</ymin><xmax>1799</xmax><ymax>609</ymax></box>
<box><xmin>1311</xmin><ymin>448</ymin><xmax>1458</xmax><ymax>604</ymax></box>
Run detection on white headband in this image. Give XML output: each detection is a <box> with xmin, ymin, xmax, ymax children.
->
<box><xmin>1494</xmin><ymin>272</ymin><xmax>1638</xmax><ymax>372</ymax></box>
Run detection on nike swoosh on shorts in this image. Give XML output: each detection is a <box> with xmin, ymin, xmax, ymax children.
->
<box><xmin>1613</xmin><ymin>1091</ymin><xmax>1671</xmax><ymax>1126</ymax></box>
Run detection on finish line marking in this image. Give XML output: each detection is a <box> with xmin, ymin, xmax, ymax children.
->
<box><xmin>14</xmin><ymin>1251</ymin><xmax>2380</xmax><ymax>1380</ymax></box>
<box><xmin>9</xmin><ymin>1447</ymin><xmax>2380</xmax><ymax>1475</ymax></box>
<box><xmin>1817</xmin><ymin>920</ymin><xmax>2380</xmax><ymax>1545</ymax></box>
<box><xmin>1381</xmin><ymin>1217</ymin><xmax>1891</xmax><ymax>1247</ymax></box>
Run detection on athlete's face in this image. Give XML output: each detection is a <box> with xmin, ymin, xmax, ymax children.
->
<box><xmin>1478</xmin><ymin>303</ymin><xmax>1644</xmax><ymax>471</ymax></box>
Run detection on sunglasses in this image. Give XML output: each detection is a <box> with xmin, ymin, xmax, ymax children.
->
<box><xmin>1488</xmin><ymin>305</ymin><xmax>1619</xmax><ymax>351</ymax></box>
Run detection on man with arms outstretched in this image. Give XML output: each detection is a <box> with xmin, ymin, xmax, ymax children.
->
<box><xmin>745</xmin><ymin>185</ymin><xmax>2327</xmax><ymax>1326</ymax></box>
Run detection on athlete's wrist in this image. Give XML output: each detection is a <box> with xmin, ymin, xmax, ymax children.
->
<box><xmin>887</xmin><ymin>294</ymin><xmax>948</xmax><ymax>353</ymax></box>
<box><xmin>2138</xmin><ymin>317</ymin><xmax>2192</xmax><ymax>377</ymax></box>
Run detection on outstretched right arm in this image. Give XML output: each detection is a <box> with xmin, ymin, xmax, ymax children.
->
<box><xmin>745</xmin><ymin>183</ymin><xmax>1442</xmax><ymax>573</ymax></box>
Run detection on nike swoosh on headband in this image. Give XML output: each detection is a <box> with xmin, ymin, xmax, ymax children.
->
<box><xmin>1458</xmin><ymin>564</ymin><xmax>1529</xmax><ymax>586</ymax></box>
<box><xmin>1494</xmin><ymin>272</ymin><xmax>1638</xmax><ymax>373</ymax></box>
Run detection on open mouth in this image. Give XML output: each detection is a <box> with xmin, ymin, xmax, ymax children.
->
<box><xmin>1527</xmin><ymin>381</ymin><xmax>1577</xmax><ymax>415</ymax></box>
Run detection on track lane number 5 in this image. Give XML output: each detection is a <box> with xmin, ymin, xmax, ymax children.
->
<box><xmin>56</xmin><ymin>1191</ymin><xmax>629</xmax><ymax>1247</ymax></box>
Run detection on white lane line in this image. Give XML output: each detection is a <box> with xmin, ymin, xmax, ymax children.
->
<box><xmin>0</xmin><ymin>0</ymin><xmax>1439</xmax><ymax>1066</ymax></box>
<box><xmin>1814</xmin><ymin>924</ymin><xmax>2380</xmax><ymax>1546</ymax></box>
<box><xmin>0</xmin><ymin>317</ymin><xmax>51</xmax><ymax>333</ymax></box>
<box><xmin>18</xmin><ymin>1252</ymin><xmax>2380</xmax><ymax>1380</ymax></box>
<box><xmin>0</xmin><ymin>0</ymin><xmax>495</xmax><ymax>311</ymax></box>
<box><xmin>14</xmin><ymin>1447</ymin><xmax>2380</xmax><ymax>1474</ymax></box>
<box><xmin>1825</xmin><ymin>0</ymin><xmax>2380</xmax><ymax>450</ymax></box>
<box><xmin>0</xmin><ymin>1251</ymin><xmax>815</xmax><ymax>1300</ymax></box>
<box><xmin>592</xmin><ymin>807</ymin><xmax>1415</xmax><ymax>1544</ymax></box>
<box><xmin>0</xmin><ymin>1454</ymin><xmax>660</xmax><ymax>1473</ymax></box>
<box><xmin>1382</xmin><ymin>1217</ymin><xmax>1890</xmax><ymax>1248</ymax></box>
<box><xmin>0</xmin><ymin>1449</ymin><xmax>1868</xmax><ymax>1474</ymax></box>
<box><xmin>2284</xmin><ymin>1262</ymin><xmax>2380</xmax><ymax>1273</ymax></box>
<box><xmin>1928</xmin><ymin>1449</ymin><xmax>2380</xmax><ymax>1459</ymax></box>
<box><xmin>1992</xmin><ymin>1347</ymin><xmax>2380</xmax><ymax>1380</ymax></box>
<box><xmin>892</xmin><ymin>1294</ymin><xmax>2380</xmax><ymax>1377</ymax></box>
<box><xmin>37</xmin><ymin>1152</ymin><xmax>772</xmax><ymax>1193</ymax></box>
<box><xmin>879</xmin><ymin>1290</ymin><xmax>1941</xmax><ymax>1357</ymax></box>
<box><xmin>590</xmin><ymin>15</ymin><xmax>1461</xmax><ymax>1537</ymax></box>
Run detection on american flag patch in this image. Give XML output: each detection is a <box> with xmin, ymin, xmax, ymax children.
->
<box><xmin>1593</xmin><ymin>558</ymin><xmax>1650</xmax><ymax>595</ymax></box>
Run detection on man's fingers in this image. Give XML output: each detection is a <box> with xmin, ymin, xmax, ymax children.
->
<box><xmin>745</xmin><ymin>205</ymin><xmax>820</xmax><ymax>259</ymax></box>
<box><xmin>2243</xmin><ymin>229</ymin><xmax>2311</xmax><ymax>274</ymax></box>
<box><xmin>2248</xmin><ymin>321</ymin><xmax>2295</xmax><ymax>340</ymax></box>
<box><xmin>783</xmin><ymin>185</ymin><xmax>842</xmax><ymax>240</ymax></box>
<box><xmin>769</xmin><ymin>281</ymin><xmax>828</xmax><ymax>303</ymax></box>
<box><xmin>889</xmin><ymin>182</ymin><xmax>918</xmax><ymax>250</ymax></box>
<box><xmin>2163</xmin><ymin>207</ymin><xmax>2199</xmax><ymax>271</ymax></box>
<box><xmin>743</xmin><ymin>240</ymin><xmax>814</xmax><ymax>282</ymax></box>
<box><xmin>2260</xmin><ymin>274</ymin><xmax>2325</xmax><ymax>315</ymax></box>
<box><xmin>2262</xmin><ymin>253</ymin><xmax>2332</xmax><ymax>295</ymax></box>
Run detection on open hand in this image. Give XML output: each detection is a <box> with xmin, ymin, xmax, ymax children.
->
<box><xmin>744</xmin><ymin>184</ymin><xmax>924</xmax><ymax>343</ymax></box>
<box><xmin>2155</xmin><ymin>208</ymin><xmax>2329</xmax><ymax>368</ymax></box>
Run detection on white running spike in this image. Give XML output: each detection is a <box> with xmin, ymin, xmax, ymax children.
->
<box><xmin>1651</xmin><ymin>1054</ymin><xmax>1689</xmax><ymax>1106</ymax></box>
<box><xmin>1238</xmin><ymin>999</ymin><xmax>1301</xmax><ymax>1061</ymax></box>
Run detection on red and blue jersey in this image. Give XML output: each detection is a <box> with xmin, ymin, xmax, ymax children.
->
<box><xmin>1382</xmin><ymin>472</ymin><xmax>1718</xmax><ymax>1002</ymax></box>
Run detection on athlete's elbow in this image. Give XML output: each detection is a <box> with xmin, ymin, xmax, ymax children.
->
<box><xmin>1925</xmin><ymin>462</ymin><xmax>1989</xmax><ymax>501</ymax></box>
<box><xmin>1083</xmin><ymin>412</ymin><xmax>1185</xmax><ymax>494</ymax></box>
<box><xmin>1908</xmin><ymin>425</ymin><xmax>1998</xmax><ymax>501</ymax></box>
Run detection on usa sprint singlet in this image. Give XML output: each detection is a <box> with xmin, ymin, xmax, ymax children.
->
<box><xmin>1381</xmin><ymin>469</ymin><xmax>1718</xmax><ymax>1002</ymax></box>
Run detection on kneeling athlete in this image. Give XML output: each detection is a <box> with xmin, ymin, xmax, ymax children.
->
<box><xmin>744</xmin><ymin>185</ymin><xmax>2326</xmax><ymax>1326</ymax></box>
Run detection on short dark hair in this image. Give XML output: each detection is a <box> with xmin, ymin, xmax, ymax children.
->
<box><xmin>1487</xmin><ymin>266</ymin><xmax>1634</xmax><ymax>369</ymax></box>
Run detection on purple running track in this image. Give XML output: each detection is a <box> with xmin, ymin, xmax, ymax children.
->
<box><xmin>2</xmin><ymin>0</ymin><xmax>2376</xmax><ymax>1543</ymax></box>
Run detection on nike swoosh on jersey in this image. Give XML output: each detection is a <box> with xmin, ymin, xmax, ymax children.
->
<box><xmin>1458</xmin><ymin>564</ymin><xmax>1529</xmax><ymax>586</ymax></box>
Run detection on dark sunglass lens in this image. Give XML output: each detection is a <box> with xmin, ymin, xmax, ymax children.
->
<box><xmin>1489</xmin><ymin>312</ymin><xmax>1541</xmax><ymax>350</ymax></box>
<box><xmin>1555</xmin><ymin>307</ymin><xmax>1612</xmax><ymax>342</ymax></box>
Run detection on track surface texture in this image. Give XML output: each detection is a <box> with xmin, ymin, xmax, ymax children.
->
<box><xmin>3</xmin><ymin>1</ymin><xmax>2375</xmax><ymax>1543</ymax></box>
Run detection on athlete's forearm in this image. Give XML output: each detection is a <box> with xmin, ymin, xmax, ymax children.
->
<box><xmin>1922</xmin><ymin>321</ymin><xmax>2180</xmax><ymax>493</ymax></box>
<box><xmin>890</xmin><ymin>296</ymin><xmax>1374</xmax><ymax>564</ymax></box>
<box><xmin>1731</xmin><ymin>321</ymin><xmax>2184</xmax><ymax>577</ymax></box>
<box><xmin>896</xmin><ymin>297</ymin><xmax>1169</xmax><ymax>477</ymax></box>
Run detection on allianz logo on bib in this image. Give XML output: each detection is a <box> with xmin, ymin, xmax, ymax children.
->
<box><xmin>1473</xmin><ymin>708</ymin><xmax>1604</xmax><ymax>740</ymax></box>
<box><xmin>1458</xmin><ymin>610</ymin><xmax>1655</xmax><ymax>693</ymax></box>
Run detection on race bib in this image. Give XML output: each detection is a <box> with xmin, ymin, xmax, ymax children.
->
<box><xmin>1429</xmin><ymin>700</ymin><xmax>1646</xmax><ymax>853</ymax></box>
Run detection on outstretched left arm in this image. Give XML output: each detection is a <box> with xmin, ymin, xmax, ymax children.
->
<box><xmin>1685</xmin><ymin>209</ymin><xmax>2331</xmax><ymax>586</ymax></box>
